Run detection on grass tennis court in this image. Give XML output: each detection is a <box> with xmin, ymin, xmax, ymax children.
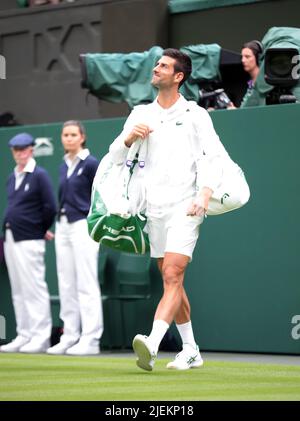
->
<box><xmin>0</xmin><ymin>353</ymin><xmax>300</xmax><ymax>401</ymax></box>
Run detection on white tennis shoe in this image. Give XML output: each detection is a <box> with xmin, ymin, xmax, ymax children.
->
<box><xmin>166</xmin><ymin>344</ymin><xmax>203</xmax><ymax>370</ymax></box>
<box><xmin>0</xmin><ymin>336</ymin><xmax>30</xmax><ymax>353</ymax></box>
<box><xmin>132</xmin><ymin>334</ymin><xmax>157</xmax><ymax>371</ymax></box>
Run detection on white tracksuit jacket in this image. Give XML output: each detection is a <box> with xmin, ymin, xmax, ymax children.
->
<box><xmin>109</xmin><ymin>95</ymin><xmax>234</xmax><ymax>209</ymax></box>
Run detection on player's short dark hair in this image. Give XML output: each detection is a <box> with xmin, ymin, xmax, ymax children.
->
<box><xmin>162</xmin><ymin>48</ymin><xmax>192</xmax><ymax>87</ymax></box>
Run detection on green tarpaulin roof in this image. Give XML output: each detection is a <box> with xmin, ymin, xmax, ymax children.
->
<box><xmin>169</xmin><ymin>0</ymin><xmax>270</xmax><ymax>14</ymax></box>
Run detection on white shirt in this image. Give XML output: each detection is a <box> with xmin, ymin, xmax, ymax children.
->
<box><xmin>143</xmin><ymin>96</ymin><xmax>197</xmax><ymax>206</ymax></box>
<box><xmin>64</xmin><ymin>148</ymin><xmax>90</xmax><ymax>178</ymax></box>
<box><xmin>109</xmin><ymin>95</ymin><xmax>233</xmax><ymax>207</ymax></box>
<box><xmin>14</xmin><ymin>158</ymin><xmax>36</xmax><ymax>190</ymax></box>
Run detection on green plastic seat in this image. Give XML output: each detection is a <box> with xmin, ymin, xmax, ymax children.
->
<box><xmin>99</xmin><ymin>252</ymin><xmax>152</xmax><ymax>349</ymax></box>
<box><xmin>116</xmin><ymin>252</ymin><xmax>151</xmax><ymax>300</ymax></box>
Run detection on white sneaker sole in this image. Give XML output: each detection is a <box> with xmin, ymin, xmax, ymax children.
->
<box><xmin>0</xmin><ymin>348</ymin><xmax>20</xmax><ymax>353</ymax></box>
<box><xmin>166</xmin><ymin>359</ymin><xmax>204</xmax><ymax>370</ymax></box>
<box><xmin>65</xmin><ymin>348</ymin><xmax>100</xmax><ymax>356</ymax></box>
<box><xmin>132</xmin><ymin>336</ymin><xmax>155</xmax><ymax>372</ymax></box>
<box><xmin>46</xmin><ymin>349</ymin><xmax>67</xmax><ymax>355</ymax></box>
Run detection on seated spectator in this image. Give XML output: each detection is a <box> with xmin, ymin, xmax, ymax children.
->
<box><xmin>30</xmin><ymin>0</ymin><xmax>61</xmax><ymax>5</ymax></box>
<box><xmin>18</xmin><ymin>0</ymin><xmax>62</xmax><ymax>7</ymax></box>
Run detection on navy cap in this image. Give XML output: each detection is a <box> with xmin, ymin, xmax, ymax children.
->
<box><xmin>8</xmin><ymin>133</ymin><xmax>35</xmax><ymax>149</ymax></box>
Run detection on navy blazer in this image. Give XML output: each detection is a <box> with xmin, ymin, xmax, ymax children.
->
<box><xmin>3</xmin><ymin>166</ymin><xmax>57</xmax><ymax>241</ymax></box>
<box><xmin>58</xmin><ymin>154</ymin><xmax>99</xmax><ymax>222</ymax></box>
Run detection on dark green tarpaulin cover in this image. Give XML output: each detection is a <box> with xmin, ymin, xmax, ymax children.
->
<box><xmin>241</xmin><ymin>27</ymin><xmax>300</xmax><ymax>107</ymax></box>
<box><xmin>83</xmin><ymin>44</ymin><xmax>221</xmax><ymax>108</ymax></box>
<box><xmin>180</xmin><ymin>44</ymin><xmax>221</xmax><ymax>100</ymax></box>
<box><xmin>169</xmin><ymin>0</ymin><xmax>269</xmax><ymax>14</ymax></box>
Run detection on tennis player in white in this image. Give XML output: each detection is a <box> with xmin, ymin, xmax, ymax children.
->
<box><xmin>110</xmin><ymin>48</ymin><xmax>228</xmax><ymax>371</ymax></box>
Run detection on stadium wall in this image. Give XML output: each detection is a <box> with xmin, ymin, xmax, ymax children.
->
<box><xmin>169</xmin><ymin>0</ymin><xmax>300</xmax><ymax>51</ymax></box>
<box><xmin>0</xmin><ymin>0</ymin><xmax>168</xmax><ymax>124</ymax></box>
<box><xmin>1</xmin><ymin>103</ymin><xmax>300</xmax><ymax>354</ymax></box>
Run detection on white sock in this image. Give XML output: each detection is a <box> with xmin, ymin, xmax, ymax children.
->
<box><xmin>176</xmin><ymin>320</ymin><xmax>197</xmax><ymax>348</ymax></box>
<box><xmin>147</xmin><ymin>319</ymin><xmax>169</xmax><ymax>353</ymax></box>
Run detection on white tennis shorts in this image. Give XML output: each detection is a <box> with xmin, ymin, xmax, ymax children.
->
<box><xmin>146</xmin><ymin>197</ymin><xmax>204</xmax><ymax>260</ymax></box>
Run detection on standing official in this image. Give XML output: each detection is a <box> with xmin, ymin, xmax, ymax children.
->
<box><xmin>0</xmin><ymin>133</ymin><xmax>56</xmax><ymax>353</ymax></box>
<box><xmin>47</xmin><ymin>120</ymin><xmax>103</xmax><ymax>356</ymax></box>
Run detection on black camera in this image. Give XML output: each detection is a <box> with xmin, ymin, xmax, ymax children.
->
<box><xmin>198</xmin><ymin>88</ymin><xmax>232</xmax><ymax>110</ymax></box>
<box><xmin>265</xmin><ymin>48</ymin><xmax>299</xmax><ymax>105</ymax></box>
